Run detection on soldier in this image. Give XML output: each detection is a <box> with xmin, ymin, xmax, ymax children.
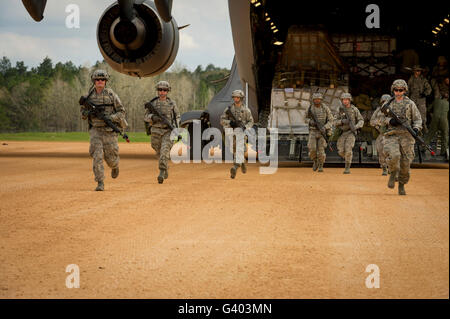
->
<box><xmin>370</xmin><ymin>94</ymin><xmax>392</xmax><ymax>175</ymax></box>
<box><xmin>220</xmin><ymin>89</ymin><xmax>254</xmax><ymax>179</ymax></box>
<box><xmin>80</xmin><ymin>69</ymin><xmax>127</xmax><ymax>191</ymax></box>
<box><xmin>144</xmin><ymin>81</ymin><xmax>180</xmax><ymax>184</ymax></box>
<box><xmin>306</xmin><ymin>92</ymin><xmax>334</xmax><ymax>172</ymax></box>
<box><xmin>426</xmin><ymin>75</ymin><xmax>449</xmax><ymax>158</ymax></box>
<box><xmin>335</xmin><ymin>92</ymin><xmax>364</xmax><ymax>174</ymax></box>
<box><xmin>382</xmin><ymin>79</ymin><xmax>422</xmax><ymax>195</ymax></box>
<box><xmin>407</xmin><ymin>65</ymin><xmax>432</xmax><ymax>132</ymax></box>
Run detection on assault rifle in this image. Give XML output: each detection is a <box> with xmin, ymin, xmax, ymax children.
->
<box><xmin>225</xmin><ymin>107</ymin><xmax>247</xmax><ymax>130</ymax></box>
<box><xmin>381</xmin><ymin>97</ymin><xmax>435</xmax><ymax>155</ymax></box>
<box><xmin>342</xmin><ymin>106</ymin><xmax>358</xmax><ymax>136</ymax></box>
<box><xmin>79</xmin><ymin>96</ymin><xmax>130</xmax><ymax>143</ymax></box>
<box><xmin>308</xmin><ymin>107</ymin><xmax>333</xmax><ymax>151</ymax></box>
<box><xmin>144</xmin><ymin>101</ymin><xmax>182</xmax><ymax>141</ymax></box>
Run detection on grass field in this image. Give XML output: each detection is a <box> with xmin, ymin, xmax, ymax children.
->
<box><xmin>0</xmin><ymin>132</ymin><xmax>150</xmax><ymax>143</ymax></box>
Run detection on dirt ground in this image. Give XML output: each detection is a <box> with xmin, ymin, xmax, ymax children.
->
<box><xmin>0</xmin><ymin>141</ymin><xmax>448</xmax><ymax>299</ymax></box>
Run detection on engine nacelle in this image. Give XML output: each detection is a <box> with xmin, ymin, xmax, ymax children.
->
<box><xmin>97</xmin><ymin>0</ymin><xmax>179</xmax><ymax>77</ymax></box>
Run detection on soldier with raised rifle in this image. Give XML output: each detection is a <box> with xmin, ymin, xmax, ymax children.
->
<box><xmin>381</xmin><ymin>79</ymin><xmax>422</xmax><ymax>195</ymax></box>
<box><xmin>306</xmin><ymin>92</ymin><xmax>334</xmax><ymax>172</ymax></box>
<box><xmin>79</xmin><ymin>69</ymin><xmax>128</xmax><ymax>191</ymax></box>
<box><xmin>220</xmin><ymin>90</ymin><xmax>254</xmax><ymax>179</ymax></box>
<box><xmin>144</xmin><ymin>81</ymin><xmax>180</xmax><ymax>184</ymax></box>
<box><xmin>335</xmin><ymin>92</ymin><xmax>364</xmax><ymax>174</ymax></box>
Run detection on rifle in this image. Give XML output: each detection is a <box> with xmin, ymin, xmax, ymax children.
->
<box><xmin>381</xmin><ymin>97</ymin><xmax>435</xmax><ymax>155</ymax></box>
<box><xmin>144</xmin><ymin>100</ymin><xmax>182</xmax><ymax>141</ymax></box>
<box><xmin>225</xmin><ymin>107</ymin><xmax>247</xmax><ymax>130</ymax></box>
<box><xmin>308</xmin><ymin>106</ymin><xmax>333</xmax><ymax>151</ymax></box>
<box><xmin>342</xmin><ymin>106</ymin><xmax>358</xmax><ymax>136</ymax></box>
<box><xmin>79</xmin><ymin>95</ymin><xmax>130</xmax><ymax>143</ymax></box>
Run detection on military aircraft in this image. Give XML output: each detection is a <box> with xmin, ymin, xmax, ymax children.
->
<box><xmin>22</xmin><ymin>0</ymin><xmax>179</xmax><ymax>77</ymax></box>
<box><xmin>22</xmin><ymin>0</ymin><xmax>449</xmax><ymax>163</ymax></box>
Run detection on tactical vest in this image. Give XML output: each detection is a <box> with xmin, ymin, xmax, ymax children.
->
<box><xmin>309</xmin><ymin>104</ymin><xmax>329</xmax><ymax>129</ymax></box>
<box><xmin>338</xmin><ymin>105</ymin><xmax>359</xmax><ymax>132</ymax></box>
<box><xmin>148</xmin><ymin>97</ymin><xmax>177</xmax><ymax>129</ymax></box>
<box><xmin>387</xmin><ymin>97</ymin><xmax>414</xmax><ymax>133</ymax></box>
<box><xmin>228</xmin><ymin>104</ymin><xmax>249</xmax><ymax>122</ymax></box>
<box><xmin>88</xmin><ymin>88</ymin><xmax>116</xmax><ymax>129</ymax></box>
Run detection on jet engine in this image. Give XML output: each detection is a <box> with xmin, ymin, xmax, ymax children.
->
<box><xmin>97</xmin><ymin>0</ymin><xmax>179</xmax><ymax>77</ymax></box>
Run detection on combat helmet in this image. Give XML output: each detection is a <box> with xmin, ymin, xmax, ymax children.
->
<box><xmin>391</xmin><ymin>79</ymin><xmax>408</xmax><ymax>93</ymax></box>
<box><xmin>340</xmin><ymin>92</ymin><xmax>352</xmax><ymax>101</ymax></box>
<box><xmin>380</xmin><ymin>94</ymin><xmax>391</xmax><ymax>104</ymax></box>
<box><xmin>155</xmin><ymin>80</ymin><xmax>171</xmax><ymax>91</ymax></box>
<box><xmin>312</xmin><ymin>92</ymin><xmax>323</xmax><ymax>100</ymax></box>
<box><xmin>232</xmin><ymin>89</ymin><xmax>245</xmax><ymax>99</ymax></box>
<box><xmin>91</xmin><ymin>69</ymin><xmax>110</xmax><ymax>83</ymax></box>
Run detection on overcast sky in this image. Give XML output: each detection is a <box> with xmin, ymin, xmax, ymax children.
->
<box><xmin>0</xmin><ymin>0</ymin><xmax>235</xmax><ymax>71</ymax></box>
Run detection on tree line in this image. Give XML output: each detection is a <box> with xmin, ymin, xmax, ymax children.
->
<box><xmin>0</xmin><ymin>56</ymin><xmax>229</xmax><ymax>133</ymax></box>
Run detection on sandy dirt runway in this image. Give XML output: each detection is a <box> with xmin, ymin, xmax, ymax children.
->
<box><xmin>0</xmin><ymin>141</ymin><xmax>448</xmax><ymax>298</ymax></box>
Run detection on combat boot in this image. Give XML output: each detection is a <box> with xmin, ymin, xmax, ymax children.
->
<box><xmin>312</xmin><ymin>160</ymin><xmax>318</xmax><ymax>171</ymax></box>
<box><xmin>157</xmin><ymin>169</ymin><xmax>165</xmax><ymax>184</ymax></box>
<box><xmin>241</xmin><ymin>162</ymin><xmax>247</xmax><ymax>174</ymax></box>
<box><xmin>318</xmin><ymin>162</ymin><xmax>324</xmax><ymax>172</ymax></box>
<box><xmin>111</xmin><ymin>167</ymin><xmax>119</xmax><ymax>179</ymax></box>
<box><xmin>343</xmin><ymin>162</ymin><xmax>351</xmax><ymax>174</ymax></box>
<box><xmin>388</xmin><ymin>172</ymin><xmax>396</xmax><ymax>189</ymax></box>
<box><xmin>381</xmin><ymin>166</ymin><xmax>388</xmax><ymax>176</ymax></box>
<box><xmin>230</xmin><ymin>164</ymin><xmax>239</xmax><ymax>179</ymax></box>
<box><xmin>95</xmin><ymin>181</ymin><xmax>104</xmax><ymax>191</ymax></box>
<box><xmin>398</xmin><ymin>183</ymin><xmax>406</xmax><ymax>195</ymax></box>
<box><xmin>164</xmin><ymin>169</ymin><xmax>168</xmax><ymax>179</ymax></box>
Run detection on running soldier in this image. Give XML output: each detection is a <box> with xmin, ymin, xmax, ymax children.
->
<box><xmin>407</xmin><ymin>65</ymin><xmax>432</xmax><ymax>132</ymax></box>
<box><xmin>144</xmin><ymin>81</ymin><xmax>180</xmax><ymax>184</ymax></box>
<box><xmin>370</xmin><ymin>94</ymin><xmax>392</xmax><ymax>175</ymax></box>
<box><xmin>79</xmin><ymin>69</ymin><xmax>127</xmax><ymax>191</ymax></box>
<box><xmin>335</xmin><ymin>92</ymin><xmax>364</xmax><ymax>174</ymax></box>
<box><xmin>382</xmin><ymin>79</ymin><xmax>422</xmax><ymax>195</ymax></box>
<box><xmin>306</xmin><ymin>92</ymin><xmax>334</xmax><ymax>172</ymax></box>
<box><xmin>220</xmin><ymin>90</ymin><xmax>254</xmax><ymax>179</ymax></box>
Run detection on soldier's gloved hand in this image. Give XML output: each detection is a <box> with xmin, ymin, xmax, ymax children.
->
<box><xmin>229</xmin><ymin>120</ymin><xmax>237</xmax><ymax>128</ymax></box>
<box><xmin>341</xmin><ymin>118</ymin><xmax>349</xmax><ymax>125</ymax></box>
<box><xmin>389</xmin><ymin>118</ymin><xmax>401</xmax><ymax>126</ymax></box>
<box><xmin>151</xmin><ymin>115</ymin><xmax>161</xmax><ymax>122</ymax></box>
<box><xmin>79</xmin><ymin>96</ymin><xmax>87</xmax><ymax>106</ymax></box>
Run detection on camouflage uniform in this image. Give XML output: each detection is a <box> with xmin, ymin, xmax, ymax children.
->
<box><xmin>382</xmin><ymin>96</ymin><xmax>422</xmax><ymax>189</ymax></box>
<box><xmin>220</xmin><ymin>93</ymin><xmax>254</xmax><ymax>178</ymax></box>
<box><xmin>81</xmin><ymin>86</ymin><xmax>126</xmax><ymax>186</ymax></box>
<box><xmin>335</xmin><ymin>97</ymin><xmax>364</xmax><ymax>172</ymax></box>
<box><xmin>426</xmin><ymin>78</ymin><xmax>449</xmax><ymax>156</ymax></box>
<box><xmin>144</xmin><ymin>97</ymin><xmax>180</xmax><ymax>172</ymax></box>
<box><xmin>407</xmin><ymin>70</ymin><xmax>432</xmax><ymax>131</ymax></box>
<box><xmin>370</xmin><ymin>100</ymin><xmax>390</xmax><ymax>174</ymax></box>
<box><xmin>306</xmin><ymin>95</ymin><xmax>334</xmax><ymax>171</ymax></box>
